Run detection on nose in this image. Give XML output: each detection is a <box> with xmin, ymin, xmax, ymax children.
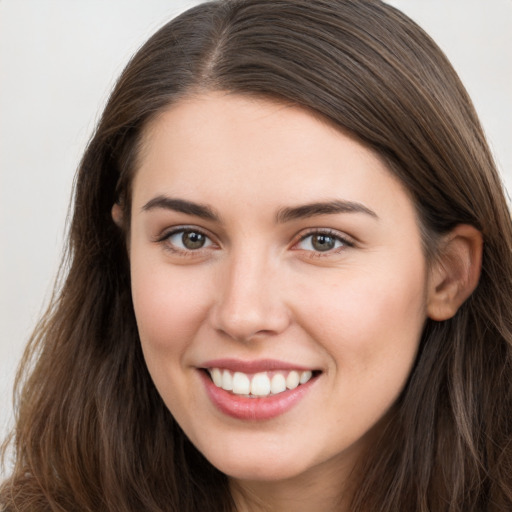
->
<box><xmin>210</xmin><ymin>248</ymin><xmax>291</xmax><ymax>343</ymax></box>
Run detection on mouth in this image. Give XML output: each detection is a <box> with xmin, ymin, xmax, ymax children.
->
<box><xmin>198</xmin><ymin>358</ymin><xmax>322</xmax><ymax>420</ymax></box>
<box><xmin>203</xmin><ymin>367</ymin><xmax>321</xmax><ymax>398</ymax></box>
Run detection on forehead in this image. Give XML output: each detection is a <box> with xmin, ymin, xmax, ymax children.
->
<box><xmin>131</xmin><ymin>91</ymin><xmax>414</xmax><ymax>222</ymax></box>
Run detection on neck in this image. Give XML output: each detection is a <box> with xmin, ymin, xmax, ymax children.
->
<box><xmin>229</xmin><ymin>456</ymin><xmax>359</xmax><ymax>512</ymax></box>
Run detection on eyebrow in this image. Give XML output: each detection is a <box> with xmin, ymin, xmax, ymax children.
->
<box><xmin>141</xmin><ymin>195</ymin><xmax>378</xmax><ymax>223</ymax></box>
<box><xmin>142</xmin><ymin>196</ymin><xmax>220</xmax><ymax>221</ymax></box>
<box><xmin>275</xmin><ymin>200</ymin><xmax>378</xmax><ymax>223</ymax></box>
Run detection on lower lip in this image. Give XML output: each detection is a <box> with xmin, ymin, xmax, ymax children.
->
<box><xmin>199</xmin><ymin>370</ymin><xmax>317</xmax><ymax>421</ymax></box>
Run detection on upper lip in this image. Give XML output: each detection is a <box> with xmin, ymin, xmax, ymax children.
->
<box><xmin>199</xmin><ymin>358</ymin><xmax>317</xmax><ymax>373</ymax></box>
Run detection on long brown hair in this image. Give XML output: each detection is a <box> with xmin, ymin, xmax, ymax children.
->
<box><xmin>2</xmin><ymin>1</ymin><xmax>512</xmax><ymax>510</ymax></box>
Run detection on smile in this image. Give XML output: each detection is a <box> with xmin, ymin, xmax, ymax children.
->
<box><xmin>199</xmin><ymin>360</ymin><xmax>321</xmax><ymax>420</ymax></box>
<box><xmin>207</xmin><ymin>368</ymin><xmax>314</xmax><ymax>397</ymax></box>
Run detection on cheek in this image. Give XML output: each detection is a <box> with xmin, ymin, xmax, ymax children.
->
<box><xmin>298</xmin><ymin>258</ymin><xmax>427</xmax><ymax>385</ymax></box>
<box><xmin>129</xmin><ymin>260</ymin><xmax>214</xmax><ymax>414</ymax></box>
<box><xmin>130</xmin><ymin>259</ymin><xmax>211</xmax><ymax>354</ymax></box>
<box><xmin>313</xmin><ymin>272</ymin><xmax>427</xmax><ymax>437</ymax></box>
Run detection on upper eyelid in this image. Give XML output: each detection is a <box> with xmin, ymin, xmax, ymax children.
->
<box><xmin>299</xmin><ymin>229</ymin><xmax>347</xmax><ymax>240</ymax></box>
<box><xmin>156</xmin><ymin>226</ymin><xmax>217</xmax><ymax>256</ymax></box>
<box><xmin>295</xmin><ymin>227</ymin><xmax>355</xmax><ymax>244</ymax></box>
<box><xmin>156</xmin><ymin>225</ymin><xmax>214</xmax><ymax>242</ymax></box>
<box><xmin>154</xmin><ymin>225</ymin><xmax>355</xmax><ymax>250</ymax></box>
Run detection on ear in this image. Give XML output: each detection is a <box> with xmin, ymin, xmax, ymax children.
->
<box><xmin>111</xmin><ymin>202</ymin><xmax>124</xmax><ymax>228</ymax></box>
<box><xmin>427</xmin><ymin>224</ymin><xmax>483</xmax><ymax>321</ymax></box>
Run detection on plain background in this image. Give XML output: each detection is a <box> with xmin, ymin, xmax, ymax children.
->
<box><xmin>1</xmin><ymin>0</ymin><xmax>511</xmax><ymax>470</ymax></box>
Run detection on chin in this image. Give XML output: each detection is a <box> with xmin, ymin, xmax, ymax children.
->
<box><xmin>198</xmin><ymin>441</ymin><xmax>317</xmax><ymax>482</ymax></box>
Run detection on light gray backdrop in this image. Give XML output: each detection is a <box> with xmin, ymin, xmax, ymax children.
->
<box><xmin>1</xmin><ymin>0</ymin><xmax>511</xmax><ymax>471</ymax></box>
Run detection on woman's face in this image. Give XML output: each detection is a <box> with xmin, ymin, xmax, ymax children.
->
<box><xmin>129</xmin><ymin>92</ymin><xmax>429</xmax><ymax>486</ymax></box>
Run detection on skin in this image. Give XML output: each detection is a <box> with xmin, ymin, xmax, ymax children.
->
<box><xmin>125</xmin><ymin>92</ymin><xmax>479</xmax><ymax>511</ymax></box>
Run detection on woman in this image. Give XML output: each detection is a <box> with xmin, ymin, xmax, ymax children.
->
<box><xmin>2</xmin><ymin>0</ymin><xmax>511</xmax><ymax>510</ymax></box>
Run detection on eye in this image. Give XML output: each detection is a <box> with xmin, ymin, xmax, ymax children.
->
<box><xmin>165</xmin><ymin>229</ymin><xmax>214</xmax><ymax>251</ymax></box>
<box><xmin>296</xmin><ymin>231</ymin><xmax>351</xmax><ymax>253</ymax></box>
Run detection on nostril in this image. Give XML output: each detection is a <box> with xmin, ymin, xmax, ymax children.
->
<box><xmin>211</xmin><ymin>280</ymin><xmax>292</xmax><ymax>342</ymax></box>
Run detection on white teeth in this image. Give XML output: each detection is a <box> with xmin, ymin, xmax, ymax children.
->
<box><xmin>208</xmin><ymin>368</ymin><xmax>316</xmax><ymax>397</ymax></box>
<box><xmin>286</xmin><ymin>370</ymin><xmax>300</xmax><ymax>390</ymax></box>
<box><xmin>270</xmin><ymin>373</ymin><xmax>287</xmax><ymax>394</ymax></box>
<box><xmin>251</xmin><ymin>372</ymin><xmax>271</xmax><ymax>397</ymax></box>
<box><xmin>222</xmin><ymin>370</ymin><xmax>233</xmax><ymax>391</ymax></box>
<box><xmin>232</xmin><ymin>372</ymin><xmax>251</xmax><ymax>395</ymax></box>
<box><xmin>299</xmin><ymin>370</ymin><xmax>313</xmax><ymax>384</ymax></box>
<box><xmin>211</xmin><ymin>368</ymin><xmax>222</xmax><ymax>387</ymax></box>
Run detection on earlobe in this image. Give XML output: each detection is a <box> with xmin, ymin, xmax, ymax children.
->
<box><xmin>111</xmin><ymin>202</ymin><xmax>124</xmax><ymax>228</ymax></box>
<box><xmin>427</xmin><ymin>224</ymin><xmax>483</xmax><ymax>321</ymax></box>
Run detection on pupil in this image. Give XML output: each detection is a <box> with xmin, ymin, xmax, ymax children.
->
<box><xmin>182</xmin><ymin>231</ymin><xmax>205</xmax><ymax>249</ymax></box>
<box><xmin>312</xmin><ymin>234</ymin><xmax>335</xmax><ymax>251</ymax></box>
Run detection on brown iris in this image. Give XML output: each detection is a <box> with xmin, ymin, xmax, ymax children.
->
<box><xmin>181</xmin><ymin>231</ymin><xmax>207</xmax><ymax>250</ymax></box>
<box><xmin>311</xmin><ymin>234</ymin><xmax>336</xmax><ymax>251</ymax></box>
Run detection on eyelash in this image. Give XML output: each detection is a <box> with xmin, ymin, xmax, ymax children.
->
<box><xmin>294</xmin><ymin>229</ymin><xmax>354</xmax><ymax>256</ymax></box>
<box><xmin>156</xmin><ymin>226</ymin><xmax>215</xmax><ymax>256</ymax></box>
<box><xmin>156</xmin><ymin>226</ymin><xmax>354</xmax><ymax>257</ymax></box>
